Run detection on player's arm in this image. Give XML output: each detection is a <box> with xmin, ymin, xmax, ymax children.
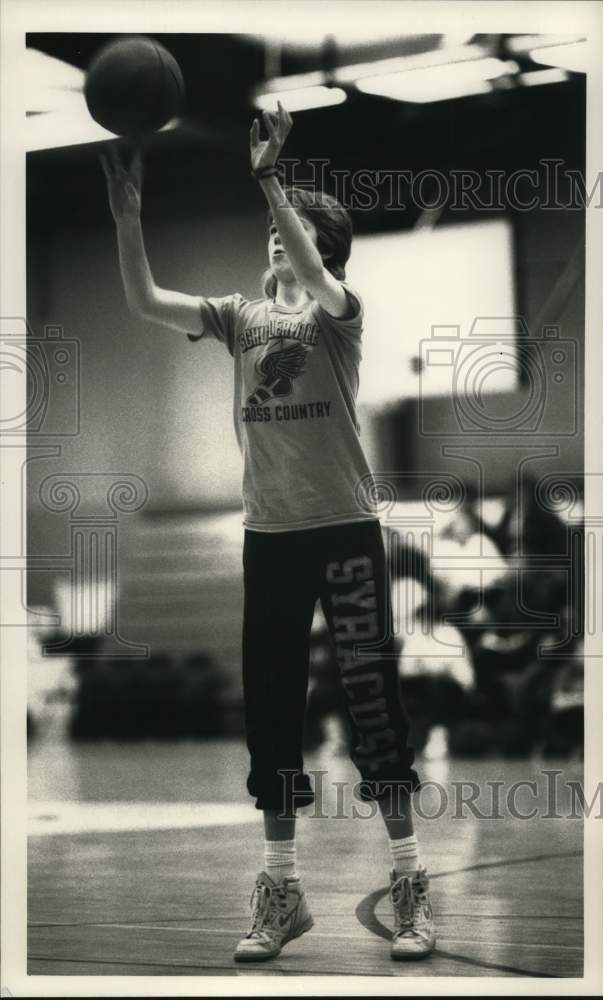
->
<box><xmin>100</xmin><ymin>146</ymin><xmax>202</xmax><ymax>336</ymax></box>
<box><xmin>250</xmin><ymin>104</ymin><xmax>349</xmax><ymax>319</ymax></box>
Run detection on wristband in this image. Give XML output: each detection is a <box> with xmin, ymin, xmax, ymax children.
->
<box><xmin>252</xmin><ymin>165</ymin><xmax>279</xmax><ymax>181</ymax></box>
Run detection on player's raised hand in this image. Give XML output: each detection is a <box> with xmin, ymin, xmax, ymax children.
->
<box><xmin>100</xmin><ymin>143</ymin><xmax>143</xmax><ymax>222</ymax></box>
<box><xmin>250</xmin><ymin>100</ymin><xmax>293</xmax><ymax>173</ymax></box>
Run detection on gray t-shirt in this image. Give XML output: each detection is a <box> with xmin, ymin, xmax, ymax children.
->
<box><xmin>188</xmin><ymin>284</ymin><xmax>377</xmax><ymax>532</ymax></box>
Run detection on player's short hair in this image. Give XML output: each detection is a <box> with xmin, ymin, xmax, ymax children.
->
<box><xmin>263</xmin><ymin>186</ymin><xmax>353</xmax><ymax>299</ymax></box>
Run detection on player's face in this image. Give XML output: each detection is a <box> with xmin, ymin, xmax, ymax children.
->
<box><xmin>268</xmin><ymin>213</ymin><xmax>320</xmax><ymax>274</ymax></box>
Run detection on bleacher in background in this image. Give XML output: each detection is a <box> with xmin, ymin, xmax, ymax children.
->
<box><xmin>45</xmin><ymin>510</ymin><xmax>247</xmax><ymax>740</ymax></box>
<box><xmin>118</xmin><ymin>509</ymin><xmax>244</xmax><ymax>672</ymax></box>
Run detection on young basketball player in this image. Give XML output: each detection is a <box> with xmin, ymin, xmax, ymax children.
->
<box><xmin>101</xmin><ymin>102</ymin><xmax>435</xmax><ymax>962</ymax></box>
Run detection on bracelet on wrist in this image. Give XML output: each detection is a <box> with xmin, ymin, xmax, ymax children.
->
<box><xmin>252</xmin><ymin>165</ymin><xmax>279</xmax><ymax>181</ymax></box>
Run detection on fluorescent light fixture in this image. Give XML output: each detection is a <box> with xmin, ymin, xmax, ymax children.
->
<box><xmin>519</xmin><ymin>67</ymin><xmax>569</xmax><ymax>87</ymax></box>
<box><xmin>528</xmin><ymin>41</ymin><xmax>589</xmax><ymax>74</ymax></box>
<box><xmin>25</xmin><ymin>47</ymin><xmax>111</xmax><ymax>150</ymax></box>
<box><xmin>356</xmin><ymin>58</ymin><xmax>518</xmax><ymax>104</ymax></box>
<box><xmin>441</xmin><ymin>33</ymin><xmax>475</xmax><ymax>48</ymax></box>
<box><xmin>253</xmin><ymin>85</ymin><xmax>347</xmax><ymax>112</ymax></box>
<box><xmin>335</xmin><ymin>43</ymin><xmax>488</xmax><ymax>85</ymax></box>
<box><xmin>27</xmin><ymin>108</ymin><xmax>114</xmax><ymax>151</ymax></box>
<box><xmin>507</xmin><ymin>33</ymin><xmax>585</xmax><ymax>54</ymax></box>
<box><xmin>358</xmin><ymin>75</ymin><xmax>491</xmax><ymax>103</ymax></box>
<box><xmin>254</xmin><ymin>43</ymin><xmax>489</xmax><ymax>100</ymax></box>
<box><xmin>27</xmin><ymin>111</ymin><xmax>179</xmax><ymax>152</ymax></box>
<box><xmin>244</xmin><ymin>30</ymin><xmax>418</xmax><ymax>49</ymax></box>
<box><xmin>25</xmin><ymin>48</ymin><xmax>85</xmax><ymax>111</ymax></box>
<box><xmin>256</xmin><ymin>68</ymin><xmax>327</xmax><ymax>94</ymax></box>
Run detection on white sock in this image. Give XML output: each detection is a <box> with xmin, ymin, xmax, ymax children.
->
<box><xmin>389</xmin><ymin>834</ymin><xmax>420</xmax><ymax>876</ymax></box>
<box><xmin>264</xmin><ymin>839</ymin><xmax>297</xmax><ymax>881</ymax></box>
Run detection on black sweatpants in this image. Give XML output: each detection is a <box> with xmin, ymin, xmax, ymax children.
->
<box><xmin>242</xmin><ymin>519</ymin><xmax>420</xmax><ymax>812</ymax></box>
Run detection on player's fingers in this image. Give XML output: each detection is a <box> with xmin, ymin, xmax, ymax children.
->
<box><xmin>283</xmin><ymin>106</ymin><xmax>293</xmax><ymax>128</ymax></box>
<box><xmin>275</xmin><ymin>105</ymin><xmax>291</xmax><ymax>143</ymax></box>
<box><xmin>263</xmin><ymin>110</ymin><xmax>277</xmax><ymax>139</ymax></box>
<box><xmin>250</xmin><ymin>118</ymin><xmax>262</xmax><ymax>152</ymax></box>
<box><xmin>277</xmin><ymin>100</ymin><xmax>291</xmax><ymax>127</ymax></box>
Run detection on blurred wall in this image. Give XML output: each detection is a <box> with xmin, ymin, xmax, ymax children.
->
<box><xmin>370</xmin><ymin>201</ymin><xmax>584</xmax><ymax>496</ymax></box>
<box><xmin>28</xmin><ymin>206</ymin><xmax>267</xmax><ymax>502</ymax></box>
<box><xmin>27</xmin><ymin>185</ymin><xmax>267</xmax><ymax>605</ymax></box>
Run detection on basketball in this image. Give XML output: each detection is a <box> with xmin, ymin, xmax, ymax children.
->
<box><xmin>84</xmin><ymin>36</ymin><xmax>185</xmax><ymax>138</ymax></box>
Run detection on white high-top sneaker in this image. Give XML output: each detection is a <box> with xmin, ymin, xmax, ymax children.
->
<box><xmin>390</xmin><ymin>864</ymin><xmax>436</xmax><ymax>960</ymax></box>
<box><xmin>234</xmin><ymin>871</ymin><xmax>314</xmax><ymax>962</ymax></box>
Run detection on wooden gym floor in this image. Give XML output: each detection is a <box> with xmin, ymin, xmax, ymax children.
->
<box><xmin>28</xmin><ymin>738</ymin><xmax>583</xmax><ymax>979</ymax></box>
